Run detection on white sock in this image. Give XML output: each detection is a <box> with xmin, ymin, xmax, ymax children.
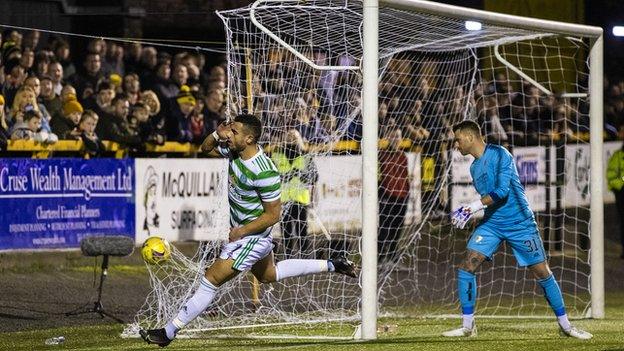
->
<box><xmin>165</xmin><ymin>276</ymin><xmax>217</xmax><ymax>339</ymax></box>
<box><xmin>462</xmin><ymin>314</ymin><xmax>474</xmax><ymax>329</ymax></box>
<box><xmin>275</xmin><ymin>259</ymin><xmax>328</xmax><ymax>281</ymax></box>
<box><xmin>557</xmin><ymin>314</ymin><xmax>571</xmax><ymax>330</ymax></box>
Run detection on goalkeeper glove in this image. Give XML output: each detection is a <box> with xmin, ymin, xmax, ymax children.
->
<box><xmin>450</xmin><ymin>207</ymin><xmax>471</xmax><ymax>229</ymax></box>
<box><xmin>450</xmin><ymin>199</ymin><xmax>485</xmax><ymax>229</ymax></box>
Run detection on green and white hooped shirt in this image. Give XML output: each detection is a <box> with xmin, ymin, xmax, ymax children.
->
<box><xmin>218</xmin><ymin>145</ymin><xmax>281</xmax><ymax>238</ymax></box>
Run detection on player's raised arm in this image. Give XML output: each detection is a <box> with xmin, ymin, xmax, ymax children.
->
<box><xmin>200</xmin><ymin>121</ymin><xmax>230</xmax><ymax>157</ymax></box>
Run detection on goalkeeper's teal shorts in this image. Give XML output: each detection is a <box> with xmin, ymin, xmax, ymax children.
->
<box><xmin>467</xmin><ymin>216</ymin><xmax>547</xmax><ymax>267</ymax></box>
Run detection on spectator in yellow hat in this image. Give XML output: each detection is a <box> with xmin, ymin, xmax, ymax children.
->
<box><xmin>51</xmin><ymin>94</ymin><xmax>83</xmax><ymax>139</ymax></box>
<box><xmin>166</xmin><ymin>85</ymin><xmax>194</xmax><ymax>143</ymax></box>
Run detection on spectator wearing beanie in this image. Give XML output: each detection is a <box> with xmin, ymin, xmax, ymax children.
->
<box><xmin>109</xmin><ymin>73</ymin><xmax>123</xmax><ymax>95</ymax></box>
<box><xmin>165</xmin><ymin>85</ymin><xmax>194</xmax><ymax>143</ymax></box>
<box><xmin>51</xmin><ymin>94</ymin><xmax>83</xmax><ymax>139</ymax></box>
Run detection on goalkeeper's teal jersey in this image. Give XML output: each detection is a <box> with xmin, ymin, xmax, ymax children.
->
<box><xmin>470</xmin><ymin>144</ymin><xmax>533</xmax><ymax>225</ymax></box>
<box><xmin>218</xmin><ymin>145</ymin><xmax>281</xmax><ymax>238</ymax></box>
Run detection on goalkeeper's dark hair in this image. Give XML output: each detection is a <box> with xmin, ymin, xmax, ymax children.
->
<box><xmin>234</xmin><ymin>113</ymin><xmax>262</xmax><ymax>142</ymax></box>
<box><xmin>452</xmin><ymin>120</ymin><xmax>481</xmax><ymax>137</ymax></box>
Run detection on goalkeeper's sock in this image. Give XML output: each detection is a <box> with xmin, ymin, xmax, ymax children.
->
<box><xmin>275</xmin><ymin>259</ymin><xmax>328</xmax><ymax>281</ymax></box>
<box><xmin>462</xmin><ymin>313</ymin><xmax>475</xmax><ymax>330</ymax></box>
<box><xmin>165</xmin><ymin>276</ymin><xmax>218</xmax><ymax>340</ymax></box>
<box><xmin>537</xmin><ymin>274</ymin><xmax>570</xmax><ymax>330</ymax></box>
<box><xmin>457</xmin><ymin>269</ymin><xmax>477</xmax><ymax>327</ymax></box>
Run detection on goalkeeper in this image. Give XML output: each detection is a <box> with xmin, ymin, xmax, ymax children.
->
<box><xmin>444</xmin><ymin>120</ymin><xmax>592</xmax><ymax>340</ymax></box>
<box><xmin>140</xmin><ymin>114</ymin><xmax>357</xmax><ymax>347</ymax></box>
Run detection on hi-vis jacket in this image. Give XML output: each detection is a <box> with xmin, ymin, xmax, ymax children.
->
<box><xmin>607</xmin><ymin>149</ymin><xmax>624</xmax><ymax>191</ymax></box>
<box><xmin>271</xmin><ymin>151</ymin><xmax>318</xmax><ymax>205</ymax></box>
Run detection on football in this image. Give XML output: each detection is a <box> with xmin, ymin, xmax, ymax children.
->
<box><xmin>141</xmin><ymin>237</ymin><xmax>171</xmax><ymax>265</ymax></box>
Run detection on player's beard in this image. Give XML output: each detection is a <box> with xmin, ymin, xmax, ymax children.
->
<box><xmin>229</xmin><ymin>139</ymin><xmax>243</xmax><ymax>153</ymax></box>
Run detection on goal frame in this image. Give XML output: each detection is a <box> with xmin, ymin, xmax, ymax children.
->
<box><xmin>243</xmin><ymin>0</ymin><xmax>604</xmax><ymax>341</ymax></box>
<box><xmin>366</xmin><ymin>0</ymin><xmax>603</xmax><ymax>340</ymax></box>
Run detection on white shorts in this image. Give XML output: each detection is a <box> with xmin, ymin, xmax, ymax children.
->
<box><xmin>219</xmin><ymin>236</ymin><xmax>274</xmax><ymax>271</ymax></box>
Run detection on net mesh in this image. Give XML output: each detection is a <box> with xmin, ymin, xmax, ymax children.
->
<box><xmin>126</xmin><ymin>0</ymin><xmax>593</xmax><ymax>337</ymax></box>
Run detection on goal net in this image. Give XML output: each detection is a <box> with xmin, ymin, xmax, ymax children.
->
<box><xmin>126</xmin><ymin>0</ymin><xmax>601</xmax><ymax>338</ymax></box>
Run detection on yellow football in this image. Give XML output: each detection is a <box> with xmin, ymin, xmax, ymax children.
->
<box><xmin>141</xmin><ymin>237</ymin><xmax>171</xmax><ymax>265</ymax></box>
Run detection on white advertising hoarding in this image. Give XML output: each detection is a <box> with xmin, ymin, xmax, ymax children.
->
<box><xmin>309</xmin><ymin>155</ymin><xmax>362</xmax><ymax>233</ymax></box>
<box><xmin>563</xmin><ymin>144</ymin><xmax>591</xmax><ymax>208</ymax></box>
<box><xmin>135</xmin><ymin>158</ymin><xmax>229</xmax><ymax>244</ymax></box>
<box><xmin>405</xmin><ymin>152</ymin><xmax>422</xmax><ymax>225</ymax></box>
<box><xmin>513</xmin><ymin>146</ymin><xmax>546</xmax><ymax>212</ymax></box>
<box><xmin>309</xmin><ymin>152</ymin><xmax>422</xmax><ymax>234</ymax></box>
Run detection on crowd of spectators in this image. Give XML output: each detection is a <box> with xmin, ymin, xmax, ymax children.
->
<box><xmin>251</xmin><ymin>48</ymin><xmax>607</xmax><ymax>154</ymax></box>
<box><xmin>0</xmin><ymin>28</ymin><xmax>618</xmax><ymax>156</ymax></box>
<box><xmin>0</xmin><ymin>29</ymin><xmax>228</xmax><ymax>154</ymax></box>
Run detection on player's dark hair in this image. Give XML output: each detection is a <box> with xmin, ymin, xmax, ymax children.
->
<box><xmin>452</xmin><ymin>119</ymin><xmax>481</xmax><ymax>137</ymax></box>
<box><xmin>234</xmin><ymin>113</ymin><xmax>262</xmax><ymax>142</ymax></box>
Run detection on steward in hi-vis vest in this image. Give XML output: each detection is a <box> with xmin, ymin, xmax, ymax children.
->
<box><xmin>271</xmin><ymin>129</ymin><xmax>318</xmax><ymax>258</ymax></box>
<box><xmin>607</xmin><ymin>146</ymin><xmax>624</xmax><ymax>259</ymax></box>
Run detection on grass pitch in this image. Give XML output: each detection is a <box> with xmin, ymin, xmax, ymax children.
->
<box><xmin>3</xmin><ymin>293</ymin><xmax>623</xmax><ymax>351</ymax></box>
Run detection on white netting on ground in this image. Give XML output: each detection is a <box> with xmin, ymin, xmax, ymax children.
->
<box><xmin>126</xmin><ymin>0</ymin><xmax>594</xmax><ymax>337</ymax></box>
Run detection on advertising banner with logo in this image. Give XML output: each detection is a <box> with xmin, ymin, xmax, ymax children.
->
<box><xmin>0</xmin><ymin>158</ymin><xmax>134</xmax><ymax>250</ymax></box>
<box><xmin>309</xmin><ymin>153</ymin><xmax>422</xmax><ymax>234</ymax></box>
<box><xmin>310</xmin><ymin>155</ymin><xmax>362</xmax><ymax>233</ymax></box>
<box><xmin>405</xmin><ymin>152</ymin><xmax>422</xmax><ymax>225</ymax></box>
<box><xmin>512</xmin><ymin>146</ymin><xmax>546</xmax><ymax>212</ymax></box>
<box><xmin>134</xmin><ymin>159</ymin><xmax>229</xmax><ymax>244</ymax></box>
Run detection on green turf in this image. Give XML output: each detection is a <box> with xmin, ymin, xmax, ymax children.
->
<box><xmin>3</xmin><ymin>292</ymin><xmax>623</xmax><ymax>351</ymax></box>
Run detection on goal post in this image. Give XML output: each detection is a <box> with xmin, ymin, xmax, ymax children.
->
<box><xmin>588</xmin><ymin>34</ymin><xmax>604</xmax><ymax>319</ymax></box>
<box><xmin>361</xmin><ymin>0</ymin><xmax>379</xmax><ymax>341</ymax></box>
